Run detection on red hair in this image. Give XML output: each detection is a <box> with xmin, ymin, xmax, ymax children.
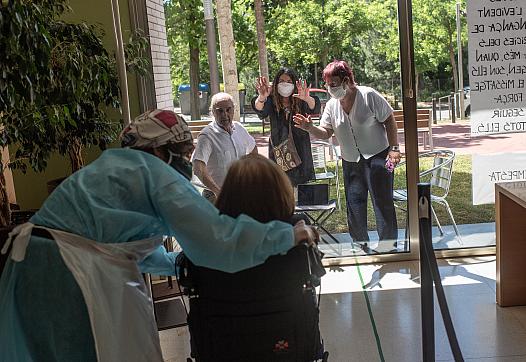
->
<box><xmin>322</xmin><ymin>60</ymin><xmax>355</xmax><ymax>84</ymax></box>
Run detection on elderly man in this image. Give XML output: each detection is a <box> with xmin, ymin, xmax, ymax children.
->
<box><xmin>193</xmin><ymin>92</ymin><xmax>257</xmax><ymax>202</ymax></box>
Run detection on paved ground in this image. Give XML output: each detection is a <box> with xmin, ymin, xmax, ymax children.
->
<box><xmin>180</xmin><ymin>107</ymin><xmax>526</xmax><ymax>156</ymax></box>
<box><xmin>425</xmin><ymin>121</ymin><xmax>526</xmax><ymax>155</ymax></box>
<box><xmin>252</xmin><ymin>121</ymin><xmax>526</xmax><ymax>157</ymax></box>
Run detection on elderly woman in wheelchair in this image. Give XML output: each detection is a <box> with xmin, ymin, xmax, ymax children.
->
<box><xmin>178</xmin><ymin>154</ymin><xmax>329</xmax><ymax>362</ymax></box>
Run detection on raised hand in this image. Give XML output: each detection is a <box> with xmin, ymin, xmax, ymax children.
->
<box><xmin>292</xmin><ymin>79</ymin><xmax>311</xmax><ymax>101</ymax></box>
<box><xmin>255</xmin><ymin>76</ymin><xmax>271</xmax><ymax>99</ymax></box>
<box><xmin>292</xmin><ymin>113</ymin><xmax>313</xmax><ymax>131</ymax></box>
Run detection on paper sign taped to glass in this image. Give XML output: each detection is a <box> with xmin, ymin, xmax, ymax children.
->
<box><xmin>472</xmin><ymin>152</ymin><xmax>526</xmax><ymax>205</ymax></box>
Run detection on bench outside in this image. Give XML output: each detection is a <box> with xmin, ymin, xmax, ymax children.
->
<box><xmin>241</xmin><ymin>104</ymin><xmax>270</xmax><ymax>133</ymax></box>
<box><xmin>188</xmin><ymin>102</ymin><xmax>268</xmax><ymax>140</ymax></box>
<box><xmin>187</xmin><ymin>120</ymin><xmax>211</xmax><ymax>141</ymax></box>
<box><xmin>189</xmin><ymin>102</ymin><xmax>328</xmax><ymax>137</ymax></box>
<box><xmin>393</xmin><ymin>109</ymin><xmax>433</xmax><ymax>151</ymax></box>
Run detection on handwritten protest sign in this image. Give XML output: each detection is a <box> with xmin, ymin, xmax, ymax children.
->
<box><xmin>467</xmin><ymin>0</ymin><xmax>526</xmax><ymax>136</ymax></box>
<box><xmin>472</xmin><ymin>152</ymin><xmax>526</xmax><ymax>205</ymax></box>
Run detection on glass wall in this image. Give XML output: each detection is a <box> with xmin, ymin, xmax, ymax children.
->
<box><xmin>319</xmin><ymin>0</ymin><xmax>526</xmax><ymax>261</ymax></box>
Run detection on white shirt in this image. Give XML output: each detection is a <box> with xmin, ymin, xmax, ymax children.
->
<box><xmin>192</xmin><ymin>121</ymin><xmax>256</xmax><ymax>187</ymax></box>
<box><xmin>321</xmin><ymin>86</ymin><xmax>393</xmax><ymax>162</ymax></box>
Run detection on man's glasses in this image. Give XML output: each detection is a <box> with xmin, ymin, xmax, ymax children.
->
<box><xmin>214</xmin><ymin>107</ymin><xmax>234</xmax><ymax>114</ymax></box>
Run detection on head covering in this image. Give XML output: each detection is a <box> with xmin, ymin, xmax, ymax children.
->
<box><xmin>120</xmin><ymin>109</ymin><xmax>192</xmax><ymax>149</ymax></box>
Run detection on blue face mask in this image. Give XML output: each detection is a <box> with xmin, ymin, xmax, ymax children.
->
<box><xmin>168</xmin><ymin>151</ymin><xmax>193</xmax><ymax>181</ymax></box>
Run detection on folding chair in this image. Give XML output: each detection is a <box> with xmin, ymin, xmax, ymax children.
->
<box><xmin>295</xmin><ymin>183</ymin><xmax>340</xmax><ymax>246</ymax></box>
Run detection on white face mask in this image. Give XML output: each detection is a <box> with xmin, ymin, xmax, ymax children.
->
<box><xmin>277</xmin><ymin>82</ymin><xmax>295</xmax><ymax>97</ymax></box>
<box><xmin>328</xmin><ymin>85</ymin><xmax>347</xmax><ymax>100</ymax></box>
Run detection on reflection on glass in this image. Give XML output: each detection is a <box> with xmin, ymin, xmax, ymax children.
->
<box><xmin>313</xmin><ymin>145</ymin><xmax>407</xmax><ymax>257</ymax></box>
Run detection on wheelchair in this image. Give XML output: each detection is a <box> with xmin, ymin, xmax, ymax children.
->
<box><xmin>177</xmin><ymin>244</ymin><xmax>329</xmax><ymax>362</ymax></box>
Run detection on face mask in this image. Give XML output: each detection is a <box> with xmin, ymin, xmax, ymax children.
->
<box><xmin>328</xmin><ymin>85</ymin><xmax>347</xmax><ymax>100</ymax></box>
<box><xmin>277</xmin><ymin>82</ymin><xmax>295</xmax><ymax>97</ymax></box>
<box><xmin>168</xmin><ymin>151</ymin><xmax>193</xmax><ymax>181</ymax></box>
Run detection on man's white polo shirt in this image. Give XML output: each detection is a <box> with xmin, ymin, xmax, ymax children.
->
<box><xmin>321</xmin><ymin>86</ymin><xmax>392</xmax><ymax>162</ymax></box>
<box><xmin>192</xmin><ymin>121</ymin><xmax>256</xmax><ymax>187</ymax></box>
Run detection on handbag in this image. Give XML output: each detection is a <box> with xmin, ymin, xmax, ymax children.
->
<box><xmin>270</xmin><ymin>114</ymin><xmax>302</xmax><ymax>172</ymax></box>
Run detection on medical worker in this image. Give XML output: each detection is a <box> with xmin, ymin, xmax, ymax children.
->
<box><xmin>0</xmin><ymin>110</ymin><xmax>318</xmax><ymax>362</ymax></box>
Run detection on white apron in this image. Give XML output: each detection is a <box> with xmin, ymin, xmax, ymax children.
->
<box><xmin>2</xmin><ymin>223</ymin><xmax>164</xmax><ymax>362</ymax></box>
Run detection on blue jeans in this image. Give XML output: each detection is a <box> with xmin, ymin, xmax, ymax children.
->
<box><xmin>342</xmin><ymin>148</ymin><xmax>398</xmax><ymax>243</ymax></box>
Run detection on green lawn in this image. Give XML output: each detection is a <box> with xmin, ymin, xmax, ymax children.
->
<box><xmin>243</xmin><ymin>122</ymin><xmax>268</xmax><ymax>135</ymax></box>
<box><xmin>317</xmin><ymin>154</ymin><xmax>495</xmax><ymax>233</ymax></box>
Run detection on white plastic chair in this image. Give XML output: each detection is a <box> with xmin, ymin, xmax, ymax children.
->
<box><xmin>311</xmin><ymin>140</ymin><xmax>341</xmax><ymax>209</ymax></box>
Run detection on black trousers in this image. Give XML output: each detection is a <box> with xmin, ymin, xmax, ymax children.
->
<box><xmin>342</xmin><ymin>148</ymin><xmax>398</xmax><ymax>243</ymax></box>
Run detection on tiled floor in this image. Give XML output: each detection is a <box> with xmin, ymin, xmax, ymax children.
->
<box><xmin>160</xmin><ymin>256</ymin><xmax>526</xmax><ymax>362</ymax></box>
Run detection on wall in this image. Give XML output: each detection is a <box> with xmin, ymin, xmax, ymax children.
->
<box><xmin>146</xmin><ymin>0</ymin><xmax>173</xmax><ymax>109</ymax></box>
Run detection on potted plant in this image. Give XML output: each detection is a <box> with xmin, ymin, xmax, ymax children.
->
<box><xmin>48</xmin><ymin>22</ymin><xmax>150</xmax><ymax>174</ymax></box>
<box><xmin>42</xmin><ymin>20</ymin><xmax>123</xmax><ymax>194</ymax></box>
<box><xmin>1</xmin><ymin>0</ymin><xmax>62</xmax><ymax>227</ymax></box>
<box><xmin>0</xmin><ymin>0</ymin><xmax>149</xmax><ymax>229</ymax></box>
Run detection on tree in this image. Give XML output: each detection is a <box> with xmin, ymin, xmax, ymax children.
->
<box><xmin>0</xmin><ymin>1</ymin><xmax>148</xmax><ymax>226</ymax></box>
<box><xmin>265</xmin><ymin>0</ymin><xmax>371</xmax><ymax>81</ymax></box>
<box><xmin>165</xmin><ymin>0</ymin><xmax>265</xmax><ymax>105</ymax></box>
<box><xmin>254</xmin><ymin>0</ymin><xmax>269</xmax><ymax>79</ymax></box>
<box><xmin>352</xmin><ymin>0</ymin><xmax>400</xmax><ymax>93</ymax></box>
<box><xmin>163</xmin><ymin>0</ymin><xmax>465</xmax><ymax>108</ymax></box>
<box><xmin>47</xmin><ymin>21</ymin><xmax>123</xmax><ymax>172</ymax></box>
<box><xmin>370</xmin><ymin>0</ymin><xmax>467</xmax><ymax>97</ymax></box>
<box><xmin>216</xmin><ymin>0</ymin><xmax>241</xmax><ymax>121</ymax></box>
<box><xmin>414</xmin><ymin>0</ymin><xmax>467</xmax><ymax>94</ymax></box>
<box><xmin>0</xmin><ymin>0</ymin><xmax>67</xmax><ymax>226</ymax></box>
<box><xmin>231</xmin><ymin>0</ymin><xmax>258</xmax><ymax>76</ymax></box>
<box><xmin>165</xmin><ymin>0</ymin><xmax>205</xmax><ymax>120</ymax></box>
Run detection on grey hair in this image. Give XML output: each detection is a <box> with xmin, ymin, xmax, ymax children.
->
<box><xmin>209</xmin><ymin>92</ymin><xmax>235</xmax><ymax>115</ymax></box>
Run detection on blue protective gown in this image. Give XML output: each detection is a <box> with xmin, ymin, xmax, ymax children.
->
<box><xmin>31</xmin><ymin>148</ymin><xmax>294</xmax><ymax>274</ymax></box>
<box><xmin>0</xmin><ymin>148</ymin><xmax>294</xmax><ymax>362</ymax></box>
